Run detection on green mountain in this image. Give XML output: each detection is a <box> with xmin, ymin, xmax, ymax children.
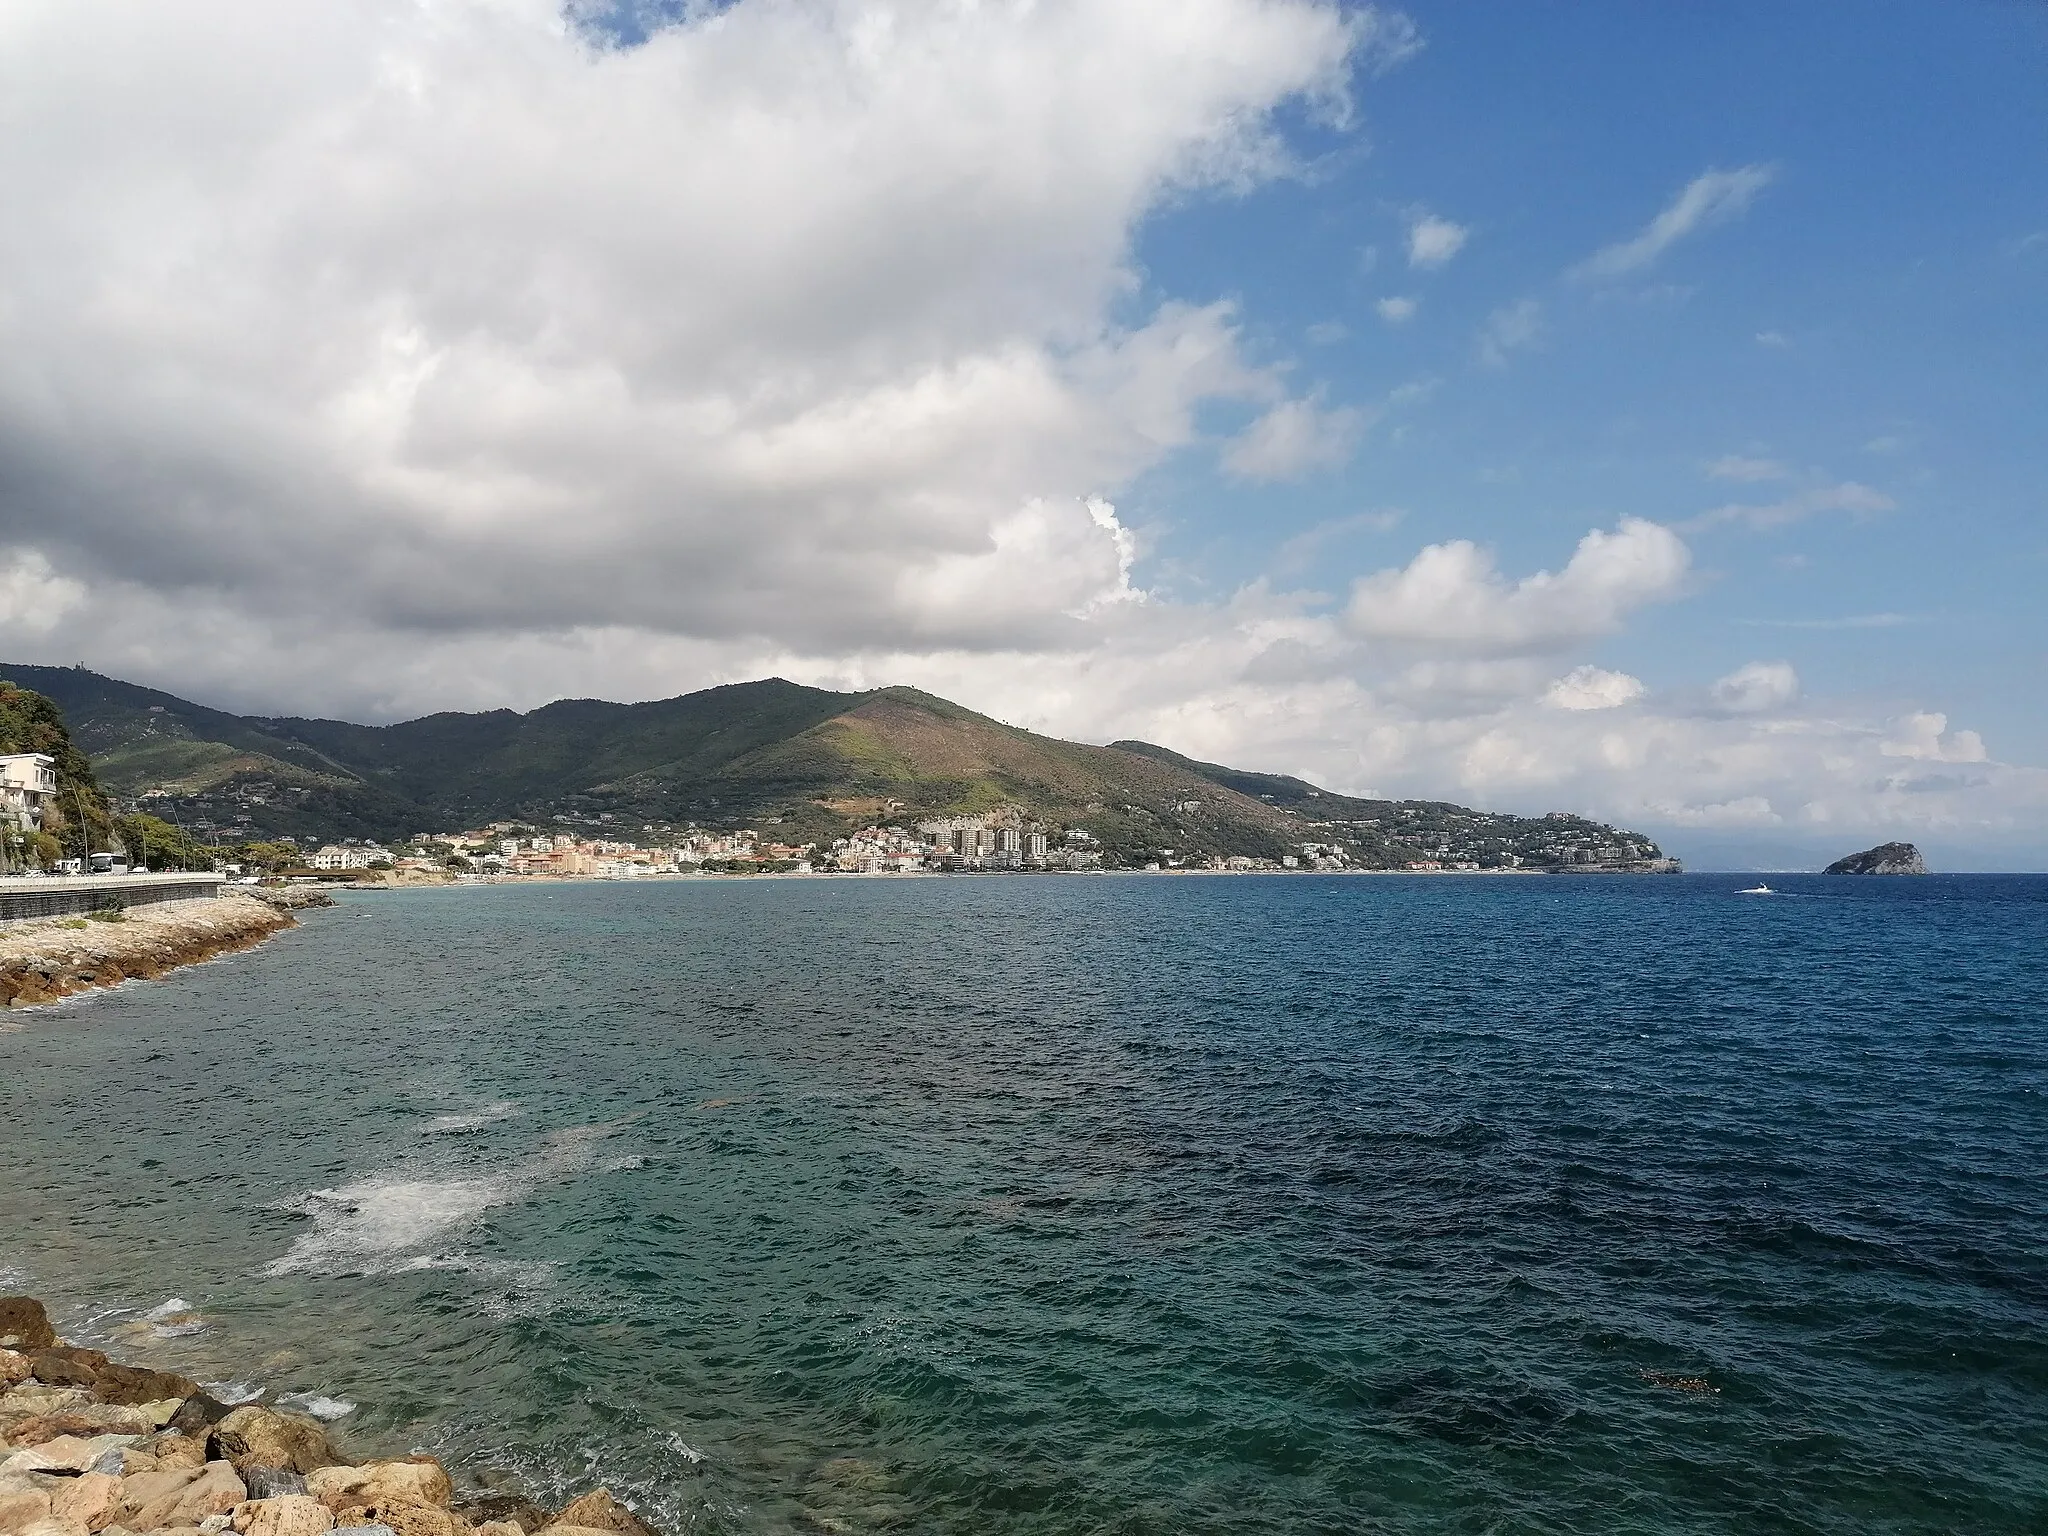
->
<box><xmin>0</xmin><ymin>663</ymin><xmax>1669</xmax><ymax>869</ymax></box>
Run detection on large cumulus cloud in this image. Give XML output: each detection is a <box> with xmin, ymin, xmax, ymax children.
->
<box><xmin>0</xmin><ymin>0</ymin><xmax>2037</xmax><ymax>864</ymax></box>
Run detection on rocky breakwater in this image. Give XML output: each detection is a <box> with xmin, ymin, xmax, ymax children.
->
<box><xmin>0</xmin><ymin>1298</ymin><xmax>657</xmax><ymax>1536</ymax></box>
<box><xmin>0</xmin><ymin>895</ymin><xmax>297</xmax><ymax>1008</ymax></box>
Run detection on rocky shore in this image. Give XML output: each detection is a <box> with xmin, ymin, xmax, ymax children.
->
<box><xmin>0</xmin><ymin>1297</ymin><xmax>654</xmax><ymax>1536</ymax></box>
<box><xmin>0</xmin><ymin>895</ymin><xmax>306</xmax><ymax>1009</ymax></box>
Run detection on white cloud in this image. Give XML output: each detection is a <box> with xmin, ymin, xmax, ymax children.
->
<box><xmin>0</xmin><ymin>549</ymin><xmax>87</xmax><ymax>636</ymax></box>
<box><xmin>1476</xmin><ymin>298</ymin><xmax>1542</xmax><ymax>367</ymax></box>
<box><xmin>1544</xmin><ymin>666</ymin><xmax>1646</xmax><ymax>711</ymax></box>
<box><xmin>0</xmin><ymin>0</ymin><xmax>1370</xmax><ymax>658</ymax></box>
<box><xmin>1576</xmin><ymin>164</ymin><xmax>1776</xmax><ymax>279</ymax></box>
<box><xmin>1222</xmin><ymin>394</ymin><xmax>1366</xmax><ymax>481</ymax></box>
<box><xmin>1755</xmin><ymin>330</ymin><xmax>1789</xmax><ymax>347</ymax></box>
<box><xmin>1710</xmin><ymin>660</ymin><xmax>1800</xmax><ymax>713</ymax></box>
<box><xmin>1346</xmin><ymin>517</ymin><xmax>1690</xmax><ymax>652</ymax></box>
<box><xmin>1882</xmin><ymin>712</ymin><xmax>1987</xmax><ymax>764</ymax></box>
<box><xmin>1375</xmin><ymin>295</ymin><xmax>1418</xmax><ymax>324</ymax></box>
<box><xmin>1692</xmin><ymin>480</ymin><xmax>1895</xmax><ymax>532</ymax></box>
<box><xmin>1406</xmin><ymin>212</ymin><xmax>1468</xmax><ymax>269</ymax></box>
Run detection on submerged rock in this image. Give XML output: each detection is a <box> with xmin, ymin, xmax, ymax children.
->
<box><xmin>1823</xmin><ymin>841</ymin><xmax>1926</xmax><ymax>875</ymax></box>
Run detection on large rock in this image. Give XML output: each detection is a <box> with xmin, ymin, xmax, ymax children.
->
<box><xmin>230</xmin><ymin>1496</ymin><xmax>334</xmax><ymax>1536</ymax></box>
<box><xmin>24</xmin><ymin>1358</ymin><xmax>100</xmax><ymax>1393</ymax></box>
<box><xmin>19</xmin><ymin>1353</ymin><xmax>195</xmax><ymax>1411</ymax></box>
<box><xmin>167</xmin><ymin>1396</ymin><xmax>232</xmax><ymax>1438</ymax></box>
<box><xmin>1823</xmin><ymin>841</ymin><xmax>1927</xmax><ymax>875</ymax></box>
<box><xmin>2</xmin><ymin>1437</ymin><xmax>134</xmax><ymax>1477</ymax></box>
<box><xmin>325</xmin><ymin>1506</ymin><xmax>463</xmax><ymax>1536</ymax></box>
<box><xmin>0</xmin><ymin>1355</ymin><xmax>29</xmax><ymax>1389</ymax></box>
<box><xmin>145</xmin><ymin>1434</ymin><xmax>209</xmax><ymax>1471</ymax></box>
<box><xmin>0</xmin><ymin>1304</ymin><xmax>55</xmax><ymax>1354</ymax></box>
<box><xmin>546</xmin><ymin>1494</ymin><xmax>650</xmax><ymax>1536</ymax></box>
<box><xmin>450</xmin><ymin>1499</ymin><xmax>545</xmax><ymax>1535</ymax></box>
<box><xmin>306</xmin><ymin>1465</ymin><xmax>449</xmax><ymax>1514</ymax></box>
<box><xmin>0</xmin><ymin>1472</ymin><xmax>52</xmax><ymax>1536</ymax></box>
<box><xmin>119</xmin><ymin>1462</ymin><xmax>247</xmax><ymax>1530</ymax></box>
<box><xmin>88</xmin><ymin>1366</ymin><xmax>199</xmax><ymax>1411</ymax></box>
<box><xmin>48</xmin><ymin>1474</ymin><xmax>119</xmax><ymax>1533</ymax></box>
<box><xmin>210</xmin><ymin>1411</ymin><xmax>338</xmax><ymax>1478</ymax></box>
<box><xmin>6</xmin><ymin>1407</ymin><xmax>157</xmax><ymax>1445</ymax></box>
<box><xmin>15</xmin><ymin>1516</ymin><xmax>88</xmax><ymax>1536</ymax></box>
<box><xmin>239</xmin><ymin>1470</ymin><xmax>306</xmax><ymax>1503</ymax></box>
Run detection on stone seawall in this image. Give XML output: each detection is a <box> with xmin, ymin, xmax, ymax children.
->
<box><xmin>0</xmin><ymin>896</ymin><xmax>296</xmax><ymax>1008</ymax></box>
<box><xmin>0</xmin><ymin>1294</ymin><xmax>657</xmax><ymax>1536</ymax></box>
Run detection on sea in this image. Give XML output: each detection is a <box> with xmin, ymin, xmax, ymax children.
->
<box><xmin>2</xmin><ymin>874</ymin><xmax>2044</xmax><ymax>1535</ymax></box>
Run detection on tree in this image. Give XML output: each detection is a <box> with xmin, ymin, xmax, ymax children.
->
<box><xmin>115</xmin><ymin>813</ymin><xmax>216</xmax><ymax>872</ymax></box>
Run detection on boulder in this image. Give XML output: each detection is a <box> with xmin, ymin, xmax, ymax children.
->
<box><xmin>230</xmin><ymin>1497</ymin><xmax>334</xmax><ymax>1536</ymax></box>
<box><xmin>1823</xmin><ymin>841</ymin><xmax>1927</xmax><ymax>876</ymax></box>
<box><xmin>449</xmin><ymin>1500</ymin><xmax>545</xmax><ymax>1536</ymax></box>
<box><xmin>238</xmin><ymin>1471</ymin><xmax>305</xmax><ymax>1503</ymax></box>
<box><xmin>209</xmin><ymin>1412</ymin><xmax>337</xmax><ymax>1478</ymax></box>
<box><xmin>120</xmin><ymin>1462</ymin><xmax>246</xmax><ymax>1530</ymax></box>
<box><xmin>0</xmin><ymin>1304</ymin><xmax>56</xmax><ymax>1355</ymax></box>
<box><xmin>49</xmin><ymin>1474</ymin><xmax>119</xmax><ymax>1533</ymax></box>
<box><xmin>24</xmin><ymin>1360</ymin><xmax>100</xmax><ymax>1393</ymax></box>
<box><xmin>306</xmin><ymin>1465</ymin><xmax>449</xmax><ymax>1514</ymax></box>
<box><xmin>325</xmin><ymin>1507</ymin><xmax>463</xmax><ymax>1536</ymax></box>
<box><xmin>0</xmin><ymin>1356</ymin><xmax>29</xmax><ymax>1390</ymax></box>
<box><xmin>17</xmin><ymin>1516</ymin><xmax>88</xmax><ymax>1536</ymax></box>
<box><xmin>546</xmin><ymin>1494</ymin><xmax>650</xmax><ymax>1536</ymax></box>
<box><xmin>532</xmin><ymin>1523</ymin><xmax>615</xmax><ymax>1536</ymax></box>
<box><xmin>469</xmin><ymin>1524</ymin><xmax>525</xmax><ymax>1536</ymax></box>
<box><xmin>6</xmin><ymin>1408</ymin><xmax>156</xmax><ymax>1446</ymax></box>
<box><xmin>3</xmin><ymin>1437</ymin><xmax>126</xmax><ymax>1476</ymax></box>
<box><xmin>0</xmin><ymin>1473</ymin><xmax>53</xmax><ymax>1536</ymax></box>
<box><xmin>167</xmin><ymin>1398</ymin><xmax>231</xmax><ymax>1439</ymax></box>
<box><xmin>143</xmin><ymin>1435</ymin><xmax>207</xmax><ymax>1472</ymax></box>
<box><xmin>87</xmin><ymin>1368</ymin><xmax>199</xmax><ymax>1412</ymax></box>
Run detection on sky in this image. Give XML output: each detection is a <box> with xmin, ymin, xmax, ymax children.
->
<box><xmin>0</xmin><ymin>0</ymin><xmax>2043</xmax><ymax>868</ymax></box>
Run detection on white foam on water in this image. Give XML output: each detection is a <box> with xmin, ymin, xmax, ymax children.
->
<box><xmin>277</xmin><ymin>1391</ymin><xmax>356</xmax><ymax>1421</ymax></box>
<box><xmin>263</xmin><ymin>1120</ymin><xmax>636</xmax><ymax>1277</ymax></box>
<box><xmin>425</xmin><ymin>1101</ymin><xmax>520</xmax><ymax>1136</ymax></box>
<box><xmin>206</xmin><ymin>1382</ymin><xmax>265</xmax><ymax>1405</ymax></box>
<box><xmin>146</xmin><ymin>1297</ymin><xmax>192</xmax><ymax>1320</ymax></box>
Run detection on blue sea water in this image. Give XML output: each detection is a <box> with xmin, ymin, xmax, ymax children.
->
<box><xmin>2</xmin><ymin>873</ymin><xmax>2045</xmax><ymax>1534</ymax></box>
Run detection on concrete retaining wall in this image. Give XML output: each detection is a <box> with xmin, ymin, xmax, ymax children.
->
<box><xmin>0</xmin><ymin>872</ymin><xmax>223</xmax><ymax>923</ymax></box>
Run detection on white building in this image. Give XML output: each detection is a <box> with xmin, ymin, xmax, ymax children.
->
<box><xmin>0</xmin><ymin>754</ymin><xmax>58</xmax><ymax>829</ymax></box>
<box><xmin>309</xmin><ymin>844</ymin><xmax>373</xmax><ymax>870</ymax></box>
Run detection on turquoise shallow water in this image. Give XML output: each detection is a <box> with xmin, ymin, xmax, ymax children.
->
<box><xmin>2</xmin><ymin>874</ymin><xmax>2045</xmax><ymax>1533</ymax></box>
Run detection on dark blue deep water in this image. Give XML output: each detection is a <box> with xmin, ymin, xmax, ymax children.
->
<box><xmin>2</xmin><ymin>874</ymin><xmax>2045</xmax><ymax>1534</ymax></box>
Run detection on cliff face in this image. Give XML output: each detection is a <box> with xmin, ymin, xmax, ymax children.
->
<box><xmin>1823</xmin><ymin>842</ymin><xmax>1927</xmax><ymax>875</ymax></box>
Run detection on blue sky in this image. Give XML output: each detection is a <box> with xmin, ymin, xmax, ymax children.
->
<box><xmin>1</xmin><ymin>0</ymin><xmax>2043</xmax><ymax>865</ymax></box>
<box><xmin>1127</xmin><ymin>0</ymin><xmax>2048</xmax><ymax>759</ymax></box>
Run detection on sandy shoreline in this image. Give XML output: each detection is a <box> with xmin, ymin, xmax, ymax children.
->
<box><xmin>0</xmin><ymin>896</ymin><xmax>301</xmax><ymax>1009</ymax></box>
<box><xmin>0</xmin><ymin>1294</ymin><xmax>654</xmax><ymax>1536</ymax></box>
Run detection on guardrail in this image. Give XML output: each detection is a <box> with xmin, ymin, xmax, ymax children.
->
<box><xmin>0</xmin><ymin>872</ymin><xmax>224</xmax><ymax>923</ymax></box>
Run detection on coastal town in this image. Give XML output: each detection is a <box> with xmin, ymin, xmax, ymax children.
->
<box><xmin>272</xmin><ymin>805</ymin><xmax>1678</xmax><ymax>880</ymax></box>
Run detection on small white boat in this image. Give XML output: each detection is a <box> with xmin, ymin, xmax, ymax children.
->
<box><xmin>1737</xmin><ymin>883</ymin><xmax>1774</xmax><ymax>895</ymax></box>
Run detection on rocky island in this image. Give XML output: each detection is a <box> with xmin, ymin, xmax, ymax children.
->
<box><xmin>1823</xmin><ymin>842</ymin><xmax>1927</xmax><ymax>875</ymax></box>
<box><xmin>0</xmin><ymin>1295</ymin><xmax>652</xmax><ymax>1536</ymax></box>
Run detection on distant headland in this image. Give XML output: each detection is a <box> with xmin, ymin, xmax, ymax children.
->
<box><xmin>1</xmin><ymin>664</ymin><xmax>1678</xmax><ymax>878</ymax></box>
<box><xmin>1824</xmin><ymin>842</ymin><xmax>1927</xmax><ymax>875</ymax></box>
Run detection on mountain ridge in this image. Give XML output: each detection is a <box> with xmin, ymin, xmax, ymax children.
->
<box><xmin>0</xmin><ymin>663</ymin><xmax>1669</xmax><ymax>870</ymax></box>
